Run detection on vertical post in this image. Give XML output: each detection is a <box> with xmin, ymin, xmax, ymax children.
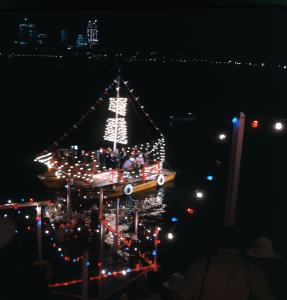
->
<box><xmin>153</xmin><ymin>226</ymin><xmax>159</xmax><ymax>271</ymax></box>
<box><xmin>98</xmin><ymin>188</ymin><xmax>104</xmax><ymax>300</ymax></box>
<box><xmin>67</xmin><ymin>178</ymin><xmax>71</xmax><ymax>224</ymax></box>
<box><xmin>224</xmin><ymin>112</ymin><xmax>245</xmax><ymax>227</ymax></box>
<box><xmin>36</xmin><ymin>205</ymin><xmax>42</xmax><ymax>263</ymax></box>
<box><xmin>134</xmin><ymin>209</ymin><xmax>139</xmax><ymax>240</ymax></box>
<box><xmin>81</xmin><ymin>250</ymin><xmax>89</xmax><ymax>300</ymax></box>
<box><xmin>113</xmin><ymin>73</ymin><xmax>120</xmax><ymax>152</ymax></box>
<box><xmin>114</xmin><ymin>197</ymin><xmax>120</xmax><ymax>251</ymax></box>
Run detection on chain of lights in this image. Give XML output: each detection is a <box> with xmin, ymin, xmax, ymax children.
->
<box><xmin>128</xmin><ymin>137</ymin><xmax>166</xmax><ymax>163</ymax></box>
<box><xmin>121</xmin><ymin>79</ymin><xmax>163</xmax><ymax>137</ymax></box>
<box><xmin>48</xmin><ymin>265</ymin><xmax>155</xmax><ymax>288</ymax></box>
<box><xmin>104</xmin><ymin>118</ymin><xmax>128</xmax><ymax>145</ymax></box>
<box><xmin>125</xmin><ymin>55</ymin><xmax>287</xmax><ymax>72</ymax></box>
<box><xmin>38</xmin><ymin>80</ymin><xmax>117</xmax><ymax>152</ymax></box>
<box><xmin>108</xmin><ymin>97</ymin><xmax>127</xmax><ymax>116</ymax></box>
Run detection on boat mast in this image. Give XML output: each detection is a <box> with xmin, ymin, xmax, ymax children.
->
<box><xmin>113</xmin><ymin>69</ymin><xmax>121</xmax><ymax>152</ymax></box>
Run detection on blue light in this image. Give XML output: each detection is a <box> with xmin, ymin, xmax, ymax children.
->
<box><xmin>127</xmin><ymin>268</ymin><xmax>131</xmax><ymax>273</ymax></box>
<box><xmin>37</xmin><ymin>220</ymin><xmax>42</xmax><ymax>225</ymax></box>
<box><xmin>21</xmin><ymin>198</ymin><xmax>25</xmax><ymax>202</ymax></box>
<box><xmin>108</xmin><ymin>272</ymin><xmax>112</xmax><ymax>276</ymax></box>
<box><xmin>17</xmin><ymin>210</ymin><xmax>21</xmax><ymax>214</ymax></box>
<box><xmin>86</xmin><ymin>262</ymin><xmax>90</xmax><ymax>267</ymax></box>
<box><xmin>232</xmin><ymin>117</ymin><xmax>238</xmax><ymax>124</ymax></box>
<box><xmin>171</xmin><ymin>217</ymin><xmax>178</xmax><ymax>222</ymax></box>
<box><xmin>60</xmin><ymin>254</ymin><xmax>64</xmax><ymax>257</ymax></box>
<box><xmin>152</xmin><ymin>250</ymin><xmax>157</xmax><ymax>256</ymax></box>
<box><xmin>73</xmin><ymin>258</ymin><xmax>77</xmax><ymax>263</ymax></box>
<box><xmin>206</xmin><ymin>175</ymin><xmax>213</xmax><ymax>181</ymax></box>
<box><xmin>50</xmin><ymin>237</ymin><xmax>54</xmax><ymax>241</ymax></box>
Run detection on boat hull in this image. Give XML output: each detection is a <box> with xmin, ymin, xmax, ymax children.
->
<box><xmin>39</xmin><ymin>171</ymin><xmax>176</xmax><ymax>196</ymax></box>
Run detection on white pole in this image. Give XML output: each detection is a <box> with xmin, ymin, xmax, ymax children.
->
<box><xmin>36</xmin><ymin>205</ymin><xmax>42</xmax><ymax>263</ymax></box>
<box><xmin>114</xmin><ymin>197</ymin><xmax>120</xmax><ymax>251</ymax></box>
<box><xmin>98</xmin><ymin>188</ymin><xmax>104</xmax><ymax>300</ymax></box>
<box><xmin>67</xmin><ymin>179</ymin><xmax>71</xmax><ymax>223</ymax></box>
<box><xmin>113</xmin><ymin>79</ymin><xmax>120</xmax><ymax>152</ymax></box>
<box><xmin>134</xmin><ymin>209</ymin><xmax>138</xmax><ymax>240</ymax></box>
<box><xmin>224</xmin><ymin>112</ymin><xmax>245</xmax><ymax>227</ymax></box>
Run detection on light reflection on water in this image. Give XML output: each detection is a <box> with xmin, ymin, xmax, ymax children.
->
<box><xmin>43</xmin><ymin>185</ymin><xmax>174</xmax><ymax>264</ymax></box>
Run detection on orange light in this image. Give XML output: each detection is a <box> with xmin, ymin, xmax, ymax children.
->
<box><xmin>251</xmin><ymin>120</ymin><xmax>259</xmax><ymax>128</ymax></box>
<box><xmin>187</xmin><ymin>208</ymin><xmax>194</xmax><ymax>215</ymax></box>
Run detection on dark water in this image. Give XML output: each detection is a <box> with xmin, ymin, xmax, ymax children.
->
<box><xmin>1</xmin><ymin>57</ymin><xmax>287</xmax><ymax>298</ymax></box>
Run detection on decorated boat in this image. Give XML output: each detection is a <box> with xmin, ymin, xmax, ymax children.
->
<box><xmin>35</xmin><ymin>70</ymin><xmax>176</xmax><ymax>196</ymax></box>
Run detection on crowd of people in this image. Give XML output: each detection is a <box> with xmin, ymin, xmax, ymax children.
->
<box><xmin>130</xmin><ymin>228</ymin><xmax>285</xmax><ymax>300</ymax></box>
<box><xmin>96</xmin><ymin>146</ymin><xmax>147</xmax><ymax>171</ymax></box>
<box><xmin>55</xmin><ymin>146</ymin><xmax>153</xmax><ymax>174</ymax></box>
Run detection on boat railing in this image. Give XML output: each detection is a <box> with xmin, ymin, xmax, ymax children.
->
<box><xmin>141</xmin><ymin>161</ymin><xmax>160</xmax><ymax>181</ymax></box>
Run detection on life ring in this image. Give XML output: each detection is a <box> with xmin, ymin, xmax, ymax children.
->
<box><xmin>157</xmin><ymin>174</ymin><xmax>165</xmax><ymax>186</ymax></box>
<box><xmin>124</xmin><ymin>184</ymin><xmax>134</xmax><ymax>195</ymax></box>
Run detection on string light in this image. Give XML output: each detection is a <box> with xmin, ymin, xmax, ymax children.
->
<box><xmin>108</xmin><ymin>97</ymin><xmax>127</xmax><ymax>116</ymax></box>
<box><xmin>196</xmin><ymin>191</ymin><xmax>204</xmax><ymax>199</ymax></box>
<box><xmin>104</xmin><ymin>118</ymin><xmax>128</xmax><ymax>145</ymax></box>
<box><xmin>251</xmin><ymin>120</ymin><xmax>259</xmax><ymax>128</ymax></box>
<box><xmin>274</xmin><ymin>122</ymin><xmax>283</xmax><ymax>131</ymax></box>
<box><xmin>218</xmin><ymin>133</ymin><xmax>227</xmax><ymax>141</ymax></box>
<box><xmin>187</xmin><ymin>208</ymin><xmax>194</xmax><ymax>215</ymax></box>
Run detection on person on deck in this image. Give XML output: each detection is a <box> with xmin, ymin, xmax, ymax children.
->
<box><xmin>123</xmin><ymin>157</ymin><xmax>135</xmax><ymax>172</ymax></box>
<box><xmin>245</xmin><ymin>236</ymin><xmax>284</xmax><ymax>300</ymax></box>
<box><xmin>168</xmin><ymin>227</ymin><xmax>275</xmax><ymax>300</ymax></box>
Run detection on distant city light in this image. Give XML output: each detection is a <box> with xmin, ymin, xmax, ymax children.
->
<box><xmin>206</xmin><ymin>175</ymin><xmax>213</xmax><ymax>181</ymax></box>
<box><xmin>167</xmin><ymin>232</ymin><xmax>174</xmax><ymax>240</ymax></box>
<box><xmin>171</xmin><ymin>217</ymin><xmax>178</xmax><ymax>222</ymax></box>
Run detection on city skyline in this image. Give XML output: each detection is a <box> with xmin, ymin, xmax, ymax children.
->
<box><xmin>0</xmin><ymin>9</ymin><xmax>287</xmax><ymax>60</ymax></box>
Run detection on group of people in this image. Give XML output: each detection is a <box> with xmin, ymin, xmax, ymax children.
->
<box><xmin>125</xmin><ymin>228</ymin><xmax>285</xmax><ymax>300</ymax></box>
<box><xmin>96</xmin><ymin>146</ymin><xmax>147</xmax><ymax>172</ymax></box>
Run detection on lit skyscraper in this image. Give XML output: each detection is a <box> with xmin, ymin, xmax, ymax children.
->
<box><xmin>37</xmin><ymin>33</ymin><xmax>48</xmax><ymax>46</ymax></box>
<box><xmin>87</xmin><ymin>20</ymin><xmax>99</xmax><ymax>47</ymax></box>
<box><xmin>60</xmin><ymin>29</ymin><xmax>69</xmax><ymax>46</ymax></box>
<box><xmin>76</xmin><ymin>34</ymin><xmax>88</xmax><ymax>49</ymax></box>
<box><xmin>19</xmin><ymin>17</ymin><xmax>37</xmax><ymax>46</ymax></box>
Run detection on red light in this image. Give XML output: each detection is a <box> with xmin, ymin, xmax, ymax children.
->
<box><xmin>251</xmin><ymin>120</ymin><xmax>259</xmax><ymax>128</ymax></box>
<box><xmin>187</xmin><ymin>208</ymin><xmax>194</xmax><ymax>215</ymax></box>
